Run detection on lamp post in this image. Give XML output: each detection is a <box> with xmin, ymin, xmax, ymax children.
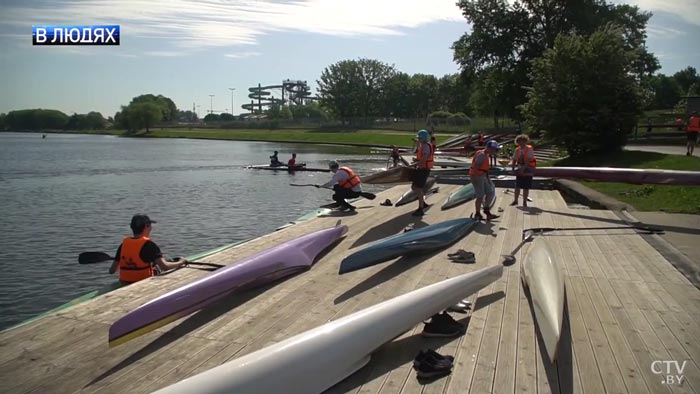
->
<box><xmin>228</xmin><ymin>87</ymin><xmax>236</xmax><ymax>115</ymax></box>
<box><xmin>208</xmin><ymin>94</ymin><xmax>215</xmax><ymax>114</ymax></box>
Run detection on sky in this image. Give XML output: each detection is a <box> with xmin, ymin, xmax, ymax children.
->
<box><xmin>0</xmin><ymin>0</ymin><xmax>698</xmax><ymax>117</ymax></box>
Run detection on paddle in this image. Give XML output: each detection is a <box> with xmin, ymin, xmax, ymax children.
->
<box><xmin>289</xmin><ymin>184</ymin><xmax>376</xmax><ymax>200</ymax></box>
<box><xmin>78</xmin><ymin>251</ymin><xmax>225</xmax><ymax>268</ymax></box>
<box><xmin>501</xmin><ymin>230</ymin><xmax>535</xmax><ymax>266</ymax></box>
<box><xmin>524</xmin><ymin>225</ymin><xmax>664</xmax><ymax>235</ymax></box>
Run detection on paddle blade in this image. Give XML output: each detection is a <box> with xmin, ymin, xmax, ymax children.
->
<box><xmin>79</xmin><ymin>252</ymin><xmax>114</xmax><ymax>264</ymax></box>
<box><xmin>361</xmin><ymin>192</ymin><xmax>376</xmax><ymax>200</ymax></box>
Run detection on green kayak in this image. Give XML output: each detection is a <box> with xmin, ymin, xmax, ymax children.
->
<box><xmin>441</xmin><ymin>184</ymin><xmax>476</xmax><ymax>210</ymax></box>
<box><xmin>5</xmin><ymin>239</ymin><xmax>248</xmax><ymax>331</ymax></box>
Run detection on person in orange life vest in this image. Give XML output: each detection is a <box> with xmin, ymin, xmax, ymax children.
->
<box><xmin>469</xmin><ymin>140</ymin><xmax>501</xmax><ymax>221</ymax></box>
<box><xmin>686</xmin><ymin>111</ymin><xmax>700</xmax><ymax>156</ymax></box>
<box><xmin>410</xmin><ymin>130</ymin><xmax>434</xmax><ymax>217</ymax></box>
<box><xmin>109</xmin><ymin>215</ymin><xmax>186</xmax><ymax>284</ymax></box>
<box><xmin>317</xmin><ymin>161</ymin><xmax>362</xmax><ymax>211</ymax></box>
<box><xmin>675</xmin><ymin>117</ymin><xmax>684</xmax><ymax>131</ymax></box>
<box><xmin>510</xmin><ymin>134</ymin><xmax>536</xmax><ymax>207</ymax></box>
<box><xmin>288</xmin><ymin>153</ymin><xmax>297</xmax><ymax>167</ymax></box>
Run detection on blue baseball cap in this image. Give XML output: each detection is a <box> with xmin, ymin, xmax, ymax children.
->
<box><xmin>486</xmin><ymin>140</ymin><xmax>502</xmax><ymax>150</ymax></box>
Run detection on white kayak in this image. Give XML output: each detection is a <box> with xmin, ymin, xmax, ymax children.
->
<box><xmin>151</xmin><ymin>265</ymin><xmax>504</xmax><ymax>394</ymax></box>
<box><xmin>521</xmin><ymin>236</ymin><xmax>565</xmax><ymax>363</ymax></box>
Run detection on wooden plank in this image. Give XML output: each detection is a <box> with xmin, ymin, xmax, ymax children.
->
<box><xmin>564</xmin><ymin>277</ymin><xmax>606</xmax><ymax>394</ymax></box>
<box><xmin>582</xmin><ymin>276</ymin><xmax>651</xmax><ymax>394</ymax></box>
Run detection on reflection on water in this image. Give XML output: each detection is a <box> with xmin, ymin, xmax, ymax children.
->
<box><xmin>0</xmin><ymin>132</ymin><xmax>396</xmax><ymax>330</ymax></box>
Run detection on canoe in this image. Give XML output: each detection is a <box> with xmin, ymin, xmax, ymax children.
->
<box><xmin>151</xmin><ymin>265</ymin><xmax>504</xmax><ymax>394</ymax></box>
<box><xmin>441</xmin><ymin>184</ymin><xmax>475</xmax><ymax>210</ymax></box>
<box><xmin>394</xmin><ymin>177</ymin><xmax>437</xmax><ymax>207</ymax></box>
<box><xmin>3</xmin><ymin>238</ymin><xmax>250</xmax><ymax>332</ymax></box>
<box><xmin>521</xmin><ymin>236</ymin><xmax>565</xmax><ymax>363</ymax></box>
<box><xmin>534</xmin><ymin>167</ymin><xmax>700</xmax><ymax>186</ymax></box>
<box><xmin>362</xmin><ymin>166</ymin><xmax>413</xmax><ymax>184</ymax></box>
<box><xmin>275</xmin><ymin>208</ymin><xmax>333</xmax><ymax>231</ymax></box>
<box><xmin>245</xmin><ymin>164</ymin><xmax>330</xmax><ymax>173</ymax></box>
<box><xmin>339</xmin><ymin>218</ymin><xmax>477</xmax><ymax>274</ymax></box>
<box><xmin>109</xmin><ymin>225</ymin><xmax>348</xmax><ymax>347</ymax></box>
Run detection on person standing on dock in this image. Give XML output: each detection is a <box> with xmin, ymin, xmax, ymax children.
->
<box><xmin>510</xmin><ymin>134</ymin><xmax>536</xmax><ymax>207</ymax></box>
<box><xmin>687</xmin><ymin>111</ymin><xmax>699</xmax><ymax>156</ymax></box>
<box><xmin>411</xmin><ymin>130</ymin><xmax>434</xmax><ymax>217</ymax></box>
<box><xmin>478</xmin><ymin>133</ymin><xmax>485</xmax><ymax>147</ymax></box>
<box><xmin>318</xmin><ymin>161</ymin><xmax>362</xmax><ymax>211</ymax></box>
<box><xmin>109</xmin><ymin>214</ymin><xmax>186</xmax><ymax>284</ymax></box>
<box><xmin>390</xmin><ymin>146</ymin><xmax>401</xmax><ymax>167</ymax></box>
<box><xmin>469</xmin><ymin>140</ymin><xmax>501</xmax><ymax>221</ymax></box>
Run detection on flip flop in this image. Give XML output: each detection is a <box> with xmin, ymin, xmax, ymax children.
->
<box><xmin>449</xmin><ymin>255</ymin><xmax>476</xmax><ymax>264</ymax></box>
<box><xmin>380</xmin><ymin>199</ymin><xmax>393</xmax><ymax>206</ymax></box>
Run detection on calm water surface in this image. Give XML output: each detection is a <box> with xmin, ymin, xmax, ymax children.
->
<box><xmin>0</xmin><ymin>132</ymin><xmax>392</xmax><ymax>330</ymax></box>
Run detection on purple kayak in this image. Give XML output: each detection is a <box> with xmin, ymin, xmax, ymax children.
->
<box><xmin>109</xmin><ymin>224</ymin><xmax>348</xmax><ymax>347</ymax></box>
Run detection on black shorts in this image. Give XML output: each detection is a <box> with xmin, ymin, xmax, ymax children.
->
<box><xmin>515</xmin><ymin>175</ymin><xmax>533</xmax><ymax>190</ymax></box>
<box><xmin>411</xmin><ymin>168</ymin><xmax>431</xmax><ymax>188</ymax></box>
<box><xmin>687</xmin><ymin>132</ymin><xmax>698</xmax><ymax>142</ymax></box>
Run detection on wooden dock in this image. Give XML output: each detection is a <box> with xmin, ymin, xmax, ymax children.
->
<box><xmin>1</xmin><ymin>184</ymin><xmax>699</xmax><ymax>394</ymax></box>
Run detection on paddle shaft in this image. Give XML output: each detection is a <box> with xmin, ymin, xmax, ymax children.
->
<box><xmin>78</xmin><ymin>252</ymin><xmax>223</xmax><ymax>267</ymax></box>
<box><xmin>525</xmin><ymin>225</ymin><xmax>664</xmax><ymax>234</ymax></box>
<box><xmin>289</xmin><ymin>183</ymin><xmax>376</xmax><ymax>200</ymax></box>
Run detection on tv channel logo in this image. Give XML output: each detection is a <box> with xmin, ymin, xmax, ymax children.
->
<box><xmin>32</xmin><ymin>25</ymin><xmax>120</xmax><ymax>46</ymax></box>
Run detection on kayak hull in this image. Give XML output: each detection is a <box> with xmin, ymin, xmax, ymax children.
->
<box><xmin>109</xmin><ymin>225</ymin><xmax>348</xmax><ymax>346</ymax></box>
<box><xmin>394</xmin><ymin>177</ymin><xmax>437</xmax><ymax>207</ymax></box>
<box><xmin>245</xmin><ymin>164</ymin><xmax>330</xmax><ymax>173</ymax></box>
<box><xmin>534</xmin><ymin>167</ymin><xmax>700</xmax><ymax>186</ymax></box>
<box><xmin>151</xmin><ymin>265</ymin><xmax>504</xmax><ymax>394</ymax></box>
<box><xmin>521</xmin><ymin>237</ymin><xmax>565</xmax><ymax>363</ymax></box>
<box><xmin>339</xmin><ymin>218</ymin><xmax>477</xmax><ymax>274</ymax></box>
<box><xmin>441</xmin><ymin>184</ymin><xmax>476</xmax><ymax>210</ymax></box>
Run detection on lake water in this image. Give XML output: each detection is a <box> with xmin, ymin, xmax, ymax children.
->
<box><xmin>0</xmin><ymin>132</ymin><xmax>392</xmax><ymax>330</ymax></box>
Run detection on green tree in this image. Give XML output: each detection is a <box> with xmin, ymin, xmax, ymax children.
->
<box><xmin>382</xmin><ymin>72</ymin><xmax>412</xmax><ymax>118</ymax></box>
<box><xmin>409</xmin><ymin>74</ymin><xmax>439</xmax><ymax>118</ymax></box>
<box><xmin>318</xmin><ymin>58</ymin><xmax>396</xmax><ymax>124</ymax></box>
<box><xmin>5</xmin><ymin>109</ymin><xmax>69</xmax><ymax>130</ymax></box>
<box><xmin>673</xmin><ymin>66</ymin><xmax>700</xmax><ymax>95</ymax></box>
<box><xmin>203</xmin><ymin>113</ymin><xmax>220</xmax><ymax>122</ymax></box>
<box><xmin>521</xmin><ymin>26</ymin><xmax>643</xmax><ymax>156</ymax></box>
<box><xmin>130</xmin><ymin>94</ymin><xmax>178</xmax><ymax>122</ymax></box>
<box><xmin>645</xmin><ymin>74</ymin><xmax>681</xmax><ymax>109</ymax></box>
<box><xmin>126</xmin><ymin>102</ymin><xmax>162</xmax><ymax>133</ymax></box>
<box><xmin>453</xmin><ymin>0</ymin><xmax>658</xmax><ymax>119</ymax></box>
<box><xmin>437</xmin><ymin>74</ymin><xmax>471</xmax><ymax>114</ymax></box>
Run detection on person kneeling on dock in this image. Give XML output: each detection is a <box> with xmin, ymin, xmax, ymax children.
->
<box><xmin>469</xmin><ymin>141</ymin><xmax>501</xmax><ymax>221</ymax></box>
<box><xmin>109</xmin><ymin>214</ymin><xmax>186</xmax><ymax>284</ymax></box>
<box><xmin>317</xmin><ymin>161</ymin><xmax>362</xmax><ymax>211</ymax></box>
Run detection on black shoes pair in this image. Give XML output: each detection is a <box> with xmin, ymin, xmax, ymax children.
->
<box><xmin>473</xmin><ymin>210</ymin><xmax>499</xmax><ymax>221</ymax></box>
<box><xmin>448</xmin><ymin>249</ymin><xmax>475</xmax><ymax>264</ymax></box>
<box><xmin>422</xmin><ymin>312</ymin><xmax>466</xmax><ymax>338</ymax></box>
<box><xmin>413</xmin><ymin>348</ymin><xmax>454</xmax><ymax>379</ymax></box>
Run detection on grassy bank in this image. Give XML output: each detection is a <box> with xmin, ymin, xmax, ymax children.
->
<box><xmin>548</xmin><ymin>151</ymin><xmax>700</xmax><ymax>214</ymax></box>
<box><xmin>46</xmin><ymin>128</ymin><xmax>452</xmax><ymax>147</ymax></box>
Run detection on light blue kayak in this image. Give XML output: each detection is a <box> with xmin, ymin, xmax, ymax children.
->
<box><xmin>339</xmin><ymin>218</ymin><xmax>477</xmax><ymax>274</ymax></box>
<box><xmin>441</xmin><ymin>184</ymin><xmax>475</xmax><ymax>210</ymax></box>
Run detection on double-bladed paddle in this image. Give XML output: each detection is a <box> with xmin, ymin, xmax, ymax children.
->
<box><xmin>78</xmin><ymin>251</ymin><xmax>224</xmax><ymax>268</ymax></box>
<box><xmin>289</xmin><ymin>184</ymin><xmax>376</xmax><ymax>200</ymax></box>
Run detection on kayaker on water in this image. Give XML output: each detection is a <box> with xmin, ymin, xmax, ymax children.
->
<box><xmin>410</xmin><ymin>129</ymin><xmax>434</xmax><ymax>217</ymax></box>
<box><xmin>288</xmin><ymin>153</ymin><xmax>297</xmax><ymax>167</ymax></box>
<box><xmin>390</xmin><ymin>146</ymin><xmax>401</xmax><ymax>167</ymax></box>
<box><xmin>317</xmin><ymin>161</ymin><xmax>362</xmax><ymax>211</ymax></box>
<box><xmin>270</xmin><ymin>151</ymin><xmax>283</xmax><ymax>167</ymax></box>
<box><xmin>109</xmin><ymin>214</ymin><xmax>186</xmax><ymax>284</ymax></box>
<box><xmin>469</xmin><ymin>140</ymin><xmax>501</xmax><ymax>221</ymax></box>
<box><xmin>510</xmin><ymin>134</ymin><xmax>536</xmax><ymax>207</ymax></box>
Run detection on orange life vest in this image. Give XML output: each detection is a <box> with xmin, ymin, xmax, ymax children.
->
<box><xmin>469</xmin><ymin>149</ymin><xmax>490</xmax><ymax>177</ymax></box>
<box><xmin>514</xmin><ymin>145</ymin><xmax>537</xmax><ymax>168</ymax></box>
<box><xmin>118</xmin><ymin>236</ymin><xmax>155</xmax><ymax>283</ymax></box>
<box><xmin>417</xmin><ymin>142</ymin><xmax>434</xmax><ymax>169</ymax></box>
<box><xmin>688</xmin><ymin>116</ymin><xmax>700</xmax><ymax>132</ymax></box>
<box><xmin>338</xmin><ymin>166</ymin><xmax>361</xmax><ymax>189</ymax></box>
